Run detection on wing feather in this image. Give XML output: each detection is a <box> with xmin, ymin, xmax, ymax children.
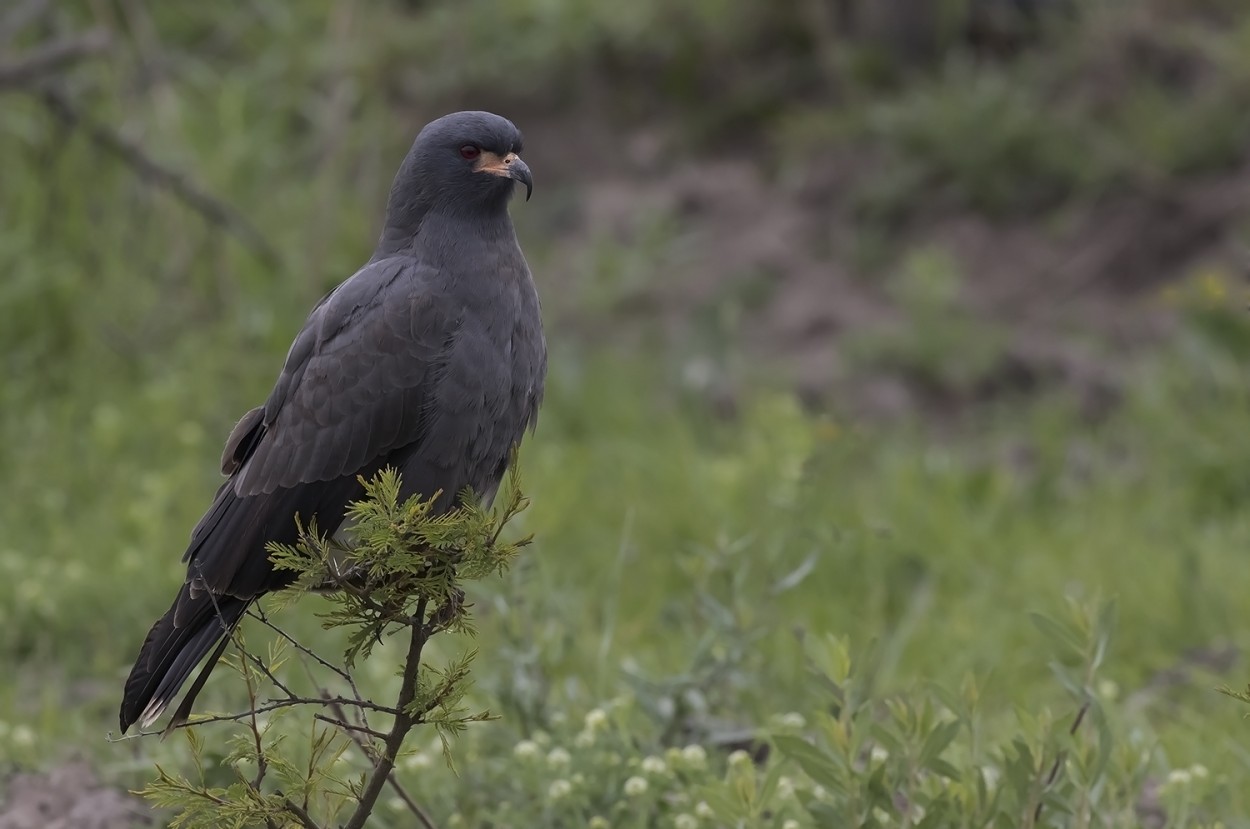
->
<box><xmin>178</xmin><ymin>256</ymin><xmax>458</xmax><ymax>597</ymax></box>
<box><xmin>234</xmin><ymin>257</ymin><xmax>453</xmax><ymax>497</ymax></box>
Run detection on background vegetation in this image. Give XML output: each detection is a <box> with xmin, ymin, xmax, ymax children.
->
<box><xmin>3</xmin><ymin>0</ymin><xmax>1250</xmax><ymax>825</ymax></box>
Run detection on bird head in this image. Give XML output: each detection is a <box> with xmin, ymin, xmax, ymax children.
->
<box><xmin>388</xmin><ymin>111</ymin><xmax>532</xmax><ymax>225</ymax></box>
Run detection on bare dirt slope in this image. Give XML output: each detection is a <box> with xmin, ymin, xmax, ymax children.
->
<box><xmin>535</xmin><ymin>134</ymin><xmax>1250</xmax><ymax>417</ymax></box>
<box><xmin>0</xmin><ymin>762</ymin><xmax>150</xmax><ymax>829</ymax></box>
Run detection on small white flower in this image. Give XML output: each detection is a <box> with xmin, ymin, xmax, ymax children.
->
<box><xmin>585</xmin><ymin>708</ymin><xmax>608</xmax><ymax>730</ymax></box>
<box><xmin>870</xmin><ymin>745</ymin><xmax>889</xmax><ymax>763</ymax></box>
<box><xmin>674</xmin><ymin>815</ymin><xmax>698</xmax><ymax>829</ymax></box>
<box><xmin>782</xmin><ymin>821</ymin><xmax>800</xmax><ymax>829</ymax></box>
<box><xmin>548</xmin><ymin>779</ymin><xmax>572</xmax><ymax>801</ymax></box>
<box><xmin>695</xmin><ymin>801</ymin><xmax>714</xmax><ymax>819</ymax></box>
<box><xmin>1191</xmin><ymin>764</ymin><xmax>1209</xmax><ymax>779</ymax></box>
<box><xmin>776</xmin><ymin>776</ymin><xmax>796</xmax><ymax>800</ymax></box>
<box><xmin>680</xmin><ymin>745</ymin><xmax>707</xmax><ymax>768</ymax></box>
<box><xmin>778</xmin><ymin>712</ymin><xmax>806</xmax><ymax>729</ymax></box>
<box><xmin>641</xmin><ymin>755</ymin><xmax>667</xmax><ymax>775</ymax></box>
<box><xmin>811</xmin><ymin>784</ymin><xmax>830</xmax><ymax>801</ymax></box>
<box><xmin>1167</xmin><ymin>769</ymin><xmax>1193</xmax><ymax>787</ymax></box>
<box><xmin>727</xmin><ymin>749</ymin><xmax>752</xmax><ymax>769</ymax></box>
<box><xmin>513</xmin><ymin>740</ymin><xmax>540</xmax><ymax>760</ymax></box>
<box><xmin>547</xmin><ymin>747</ymin><xmax>572</xmax><ymax>767</ymax></box>
<box><xmin>624</xmin><ymin>776</ymin><xmax>648</xmax><ymax>797</ymax></box>
<box><xmin>981</xmin><ymin>765</ymin><xmax>1001</xmax><ymax>790</ymax></box>
<box><xmin>575</xmin><ymin>729</ymin><xmax>595</xmax><ymax>748</ymax></box>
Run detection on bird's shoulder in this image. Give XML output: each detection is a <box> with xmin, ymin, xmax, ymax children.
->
<box><xmin>271</xmin><ymin>257</ymin><xmax>455</xmax><ymax>402</ymax></box>
<box><xmin>222</xmin><ymin>257</ymin><xmax>460</xmax><ymax>493</ymax></box>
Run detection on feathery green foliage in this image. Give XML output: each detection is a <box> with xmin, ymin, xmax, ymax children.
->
<box><xmin>138</xmin><ymin>466</ymin><xmax>531</xmax><ymax>828</ymax></box>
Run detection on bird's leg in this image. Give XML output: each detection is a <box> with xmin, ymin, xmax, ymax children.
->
<box><xmin>312</xmin><ymin>537</ymin><xmax>372</xmax><ymax>594</ymax></box>
<box><xmin>425</xmin><ymin>587</ymin><xmax>465</xmax><ymax>636</ymax></box>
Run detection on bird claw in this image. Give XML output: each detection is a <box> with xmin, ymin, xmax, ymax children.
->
<box><xmin>426</xmin><ymin>587</ymin><xmax>466</xmax><ymax>634</ymax></box>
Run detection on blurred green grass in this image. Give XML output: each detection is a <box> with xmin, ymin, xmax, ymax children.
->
<box><xmin>8</xmin><ymin>321</ymin><xmax>1250</xmax><ymax>813</ymax></box>
<box><xmin>4</xmin><ymin>0</ymin><xmax>1250</xmax><ymax>824</ymax></box>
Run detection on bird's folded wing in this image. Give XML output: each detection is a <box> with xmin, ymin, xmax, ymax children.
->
<box><xmin>233</xmin><ymin>256</ymin><xmax>457</xmax><ymax>498</ymax></box>
<box><xmin>178</xmin><ymin>257</ymin><xmax>458</xmax><ymax>600</ymax></box>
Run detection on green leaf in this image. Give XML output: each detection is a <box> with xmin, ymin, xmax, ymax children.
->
<box><xmin>772</xmin><ymin>734</ymin><xmax>844</xmax><ymax>792</ymax></box>
<box><xmin>757</xmin><ymin>759</ymin><xmax>786</xmax><ymax>807</ymax></box>
<box><xmin>807</xmin><ymin>632</ymin><xmax>853</xmax><ymax>686</ymax></box>
<box><xmin>928</xmin><ymin>757</ymin><xmax>963</xmax><ymax>781</ymax></box>
<box><xmin>1029</xmin><ymin>611</ymin><xmax>1086</xmax><ymax>661</ymax></box>
<box><xmin>771</xmin><ymin>553</ymin><xmax>818</xmax><ymax>594</ymax></box>
<box><xmin>917</xmin><ymin>718</ymin><xmax>961</xmax><ymax>773</ymax></box>
<box><xmin>1091</xmin><ymin>599</ymin><xmax>1117</xmax><ymax>672</ymax></box>
<box><xmin>1048</xmin><ymin>660</ymin><xmax>1085</xmax><ymax>698</ymax></box>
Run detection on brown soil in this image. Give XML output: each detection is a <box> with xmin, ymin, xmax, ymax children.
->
<box><xmin>0</xmin><ymin>762</ymin><xmax>150</xmax><ymax>829</ymax></box>
<box><xmin>537</xmin><ymin>137</ymin><xmax>1250</xmax><ymax>418</ymax></box>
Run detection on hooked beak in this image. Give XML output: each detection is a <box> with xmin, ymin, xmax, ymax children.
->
<box><xmin>477</xmin><ymin>151</ymin><xmax>533</xmax><ymax>201</ymax></box>
<box><xmin>508</xmin><ymin>156</ymin><xmax>533</xmax><ymax>201</ymax></box>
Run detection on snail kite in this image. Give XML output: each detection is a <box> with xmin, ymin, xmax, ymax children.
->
<box><xmin>119</xmin><ymin>111</ymin><xmax>545</xmax><ymax>733</ymax></box>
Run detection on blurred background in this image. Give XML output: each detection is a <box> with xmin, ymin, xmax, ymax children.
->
<box><xmin>3</xmin><ymin>0</ymin><xmax>1250</xmax><ymax>825</ymax></box>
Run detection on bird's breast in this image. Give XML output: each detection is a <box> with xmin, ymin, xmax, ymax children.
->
<box><xmin>419</xmin><ymin>278</ymin><xmax>543</xmax><ymax>481</ymax></box>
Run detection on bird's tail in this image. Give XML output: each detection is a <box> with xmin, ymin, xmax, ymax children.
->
<box><xmin>119</xmin><ymin>587</ymin><xmax>249</xmax><ymax>734</ymax></box>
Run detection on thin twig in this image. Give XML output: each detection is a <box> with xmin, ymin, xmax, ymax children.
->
<box><xmin>325</xmin><ymin>694</ymin><xmax>370</xmax><ymax>738</ymax></box>
<box><xmin>382</xmin><ymin>780</ymin><xmax>439</xmax><ymax>829</ymax></box>
<box><xmin>231</xmin><ymin>634</ymin><xmax>270</xmax><ymax>794</ymax></box>
<box><xmin>242</xmin><ymin>648</ymin><xmax>299</xmax><ymax>701</ymax></box>
<box><xmin>1033</xmin><ymin>700</ymin><xmax>1090</xmax><ymax>823</ymax></box>
<box><xmin>250</xmin><ymin>609</ymin><xmax>354</xmax><ymax>685</ymax></box>
<box><xmin>250</xmin><ymin>608</ymin><xmax>373</xmax><ymax>733</ymax></box>
<box><xmin>138</xmin><ymin>696</ymin><xmax>401</xmax><ymax>734</ymax></box>
<box><xmin>0</xmin><ymin>30</ymin><xmax>109</xmax><ymax>89</ymax></box>
<box><xmin>278</xmin><ymin>793</ymin><xmax>321</xmax><ymax>829</ymax></box>
<box><xmin>313</xmin><ymin>714</ymin><xmax>388</xmax><ymax>742</ymax></box>
<box><xmin>32</xmin><ymin>86</ymin><xmax>281</xmax><ymax>266</ymax></box>
<box><xmin>325</xmin><ymin>698</ymin><xmax>439</xmax><ymax>829</ymax></box>
<box><xmin>343</xmin><ymin>599</ymin><xmax>431</xmax><ymax>829</ymax></box>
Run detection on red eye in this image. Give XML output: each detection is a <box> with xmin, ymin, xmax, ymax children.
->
<box><xmin>459</xmin><ymin>145</ymin><xmax>480</xmax><ymax>160</ymax></box>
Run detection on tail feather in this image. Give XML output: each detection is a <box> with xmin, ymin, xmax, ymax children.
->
<box><xmin>119</xmin><ymin>589</ymin><xmax>249</xmax><ymax>733</ymax></box>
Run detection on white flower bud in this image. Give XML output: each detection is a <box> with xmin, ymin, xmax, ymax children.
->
<box><xmin>680</xmin><ymin>745</ymin><xmax>707</xmax><ymax>768</ymax></box>
<box><xmin>640</xmin><ymin>755</ymin><xmax>667</xmax><ymax>775</ymax></box>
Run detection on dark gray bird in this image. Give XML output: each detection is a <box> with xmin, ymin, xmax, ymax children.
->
<box><xmin>119</xmin><ymin>111</ymin><xmax>545</xmax><ymax>734</ymax></box>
